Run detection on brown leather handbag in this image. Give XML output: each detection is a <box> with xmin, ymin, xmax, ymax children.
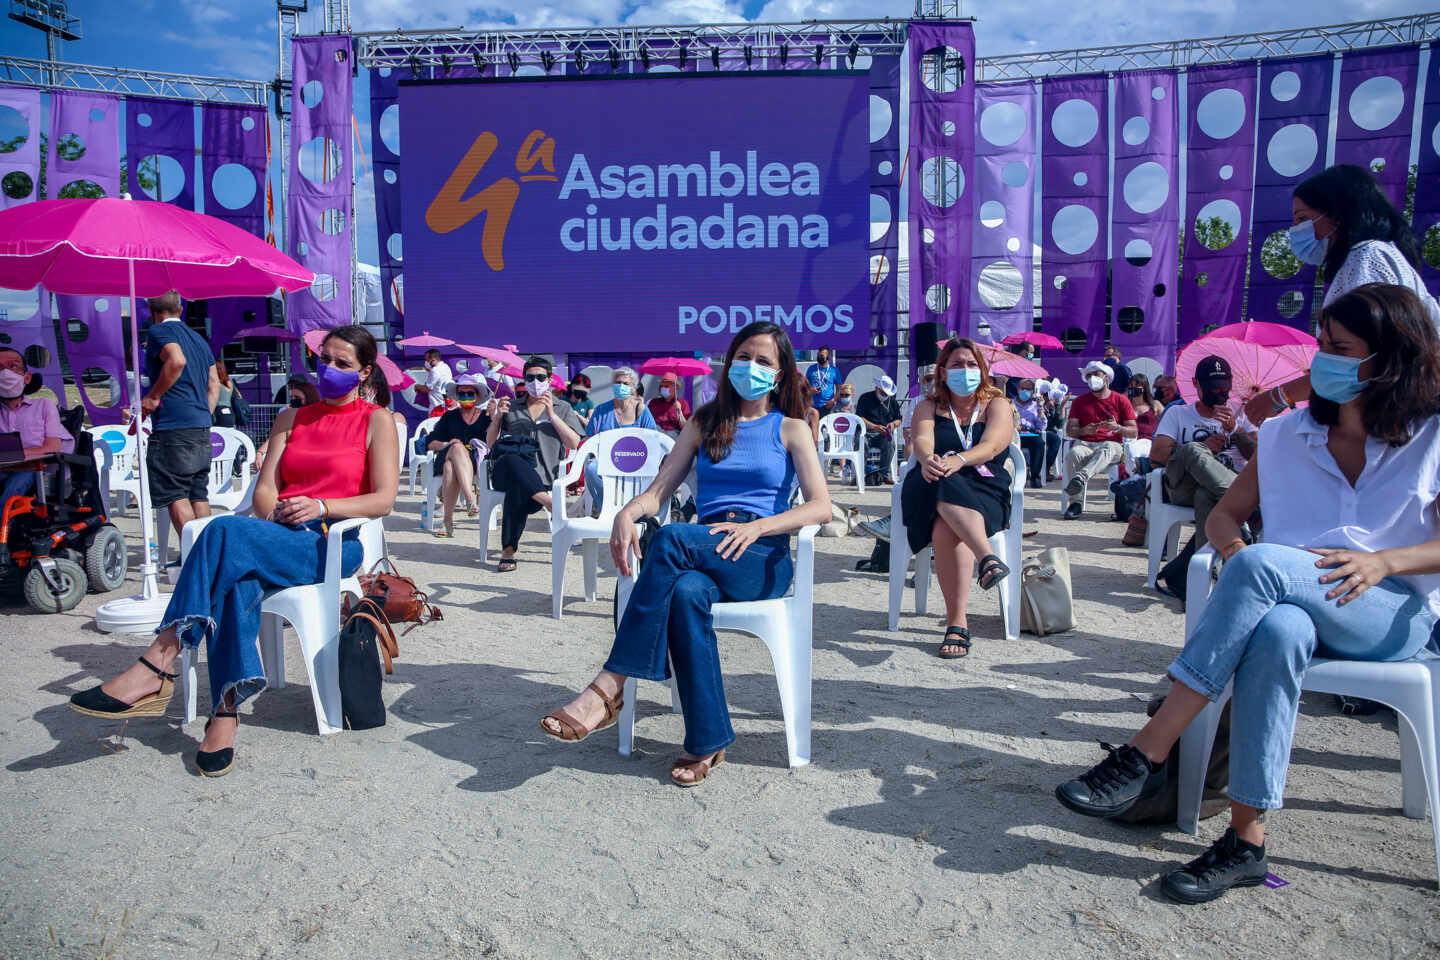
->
<box><xmin>347</xmin><ymin>558</ymin><xmax>443</xmax><ymax>634</ymax></box>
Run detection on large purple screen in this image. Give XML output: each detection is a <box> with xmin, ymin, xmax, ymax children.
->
<box><xmin>400</xmin><ymin>74</ymin><xmax>871</xmax><ymax>351</ymax></box>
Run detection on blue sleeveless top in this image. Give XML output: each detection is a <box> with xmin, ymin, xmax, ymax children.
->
<box><xmin>695</xmin><ymin>410</ymin><xmax>797</xmax><ymax>519</ymax></box>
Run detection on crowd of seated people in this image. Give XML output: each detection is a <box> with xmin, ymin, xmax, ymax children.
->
<box><xmin>428</xmin><ymin>375</ymin><xmax>494</xmax><ymax>538</ymax></box>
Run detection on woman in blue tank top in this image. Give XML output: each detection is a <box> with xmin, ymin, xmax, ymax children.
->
<box><xmin>540</xmin><ymin>321</ymin><xmax>832</xmax><ymax>786</ymax></box>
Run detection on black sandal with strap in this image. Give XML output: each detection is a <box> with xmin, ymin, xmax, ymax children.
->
<box><xmin>977</xmin><ymin>554</ymin><xmax>1011</xmax><ymax>591</ymax></box>
<box><xmin>69</xmin><ymin>656</ymin><xmax>176</xmax><ymax>718</ymax></box>
<box><xmin>196</xmin><ymin>710</ymin><xmax>239</xmax><ymax>778</ymax></box>
<box><xmin>938</xmin><ymin>625</ymin><xmax>972</xmax><ymax>659</ymax></box>
<box><xmin>497</xmin><ymin>557</ymin><xmax>518</xmax><ymax>573</ymax></box>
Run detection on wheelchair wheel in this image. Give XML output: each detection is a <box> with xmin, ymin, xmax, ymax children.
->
<box><xmin>23</xmin><ymin>558</ymin><xmax>88</xmax><ymax>614</ymax></box>
<box><xmin>84</xmin><ymin>524</ymin><xmax>128</xmax><ymax>592</ymax></box>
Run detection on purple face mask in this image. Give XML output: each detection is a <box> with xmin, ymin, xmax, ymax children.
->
<box><xmin>316</xmin><ymin>360</ymin><xmax>361</xmax><ymax>399</ymax></box>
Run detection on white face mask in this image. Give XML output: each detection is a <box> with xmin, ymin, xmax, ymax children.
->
<box><xmin>525</xmin><ymin>379</ymin><xmax>548</xmax><ymax>399</ymax></box>
<box><xmin>1086</xmin><ymin>375</ymin><xmax>1107</xmax><ymax>392</ymax></box>
<box><xmin>0</xmin><ymin>369</ymin><xmax>23</xmax><ymax>399</ymax></box>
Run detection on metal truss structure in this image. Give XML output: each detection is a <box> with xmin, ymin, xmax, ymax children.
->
<box><xmin>977</xmin><ymin>12</ymin><xmax>1440</xmax><ymax>81</ymax></box>
<box><xmin>0</xmin><ymin>55</ymin><xmax>267</xmax><ymax>104</ymax></box>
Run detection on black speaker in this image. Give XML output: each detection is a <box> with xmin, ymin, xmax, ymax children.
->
<box><xmin>911</xmin><ymin>322</ymin><xmax>943</xmax><ymax>367</ymax></box>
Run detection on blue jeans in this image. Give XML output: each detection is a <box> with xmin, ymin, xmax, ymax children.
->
<box><xmin>160</xmin><ymin>515</ymin><xmax>363</xmax><ymax>712</ymax></box>
<box><xmin>603</xmin><ymin>522</ymin><xmax>794</xmax><ymax>755</ymax></box>
<box><xmin>0</xmin><ymin>470</ymin><xmax>35</xmax><ymax>503</ymax></box>
<box><xmin>583</xmin><ymin>458</ymin><xmax>603</xmax><ymax>512</ymax></box>
<box><xmin>1171</xmin><ymin>543</ymin><xmax>1435</xmax><ymax>810</ymax></box>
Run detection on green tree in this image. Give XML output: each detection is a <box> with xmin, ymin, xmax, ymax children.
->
<box><xmin>1194</xmin><ymin>215</ymin><xmax>1236</xmax><ymax>252</ymax></box>
<box><xmin>1260</xmin><ymin>229</ymin><xmax>1301</xmax><ymax>280</ymax></box>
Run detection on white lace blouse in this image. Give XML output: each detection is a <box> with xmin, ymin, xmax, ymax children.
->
<box><xmin>1322</xmin><ymin>240</ymin><xmax>1440</xmax><ymax>329</ymax></box>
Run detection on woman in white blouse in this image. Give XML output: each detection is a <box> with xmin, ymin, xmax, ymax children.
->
<box><xmin>1055</xmin><ymin>284</ymin><xmax>1440</xmax><ymax>904</ymax></box>
<box><xmin>1248</xmin><ymin>164</ymin><xmax>1440</xmax><ymax>424</ymax></box>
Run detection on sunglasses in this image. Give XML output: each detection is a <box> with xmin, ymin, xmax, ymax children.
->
<box><xmin>457</xmin><ymin>392</ymin><xmax>479</xmax><ymax>401</ymax></box>
<box><xmin>524</xmin><ymin>373</ymin><xmax>549</xmax><ymax>383</ymax></box>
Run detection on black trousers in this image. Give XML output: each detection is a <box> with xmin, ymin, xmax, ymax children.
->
<box><xmin>491</xmin><ymin>453</ymin><xmax>547</xmax><ymax>550</ymax></box>
<box><xmin>865</xmin><ymin>429</ymin><xmax>895</xmax><ymax>479</ymax></box>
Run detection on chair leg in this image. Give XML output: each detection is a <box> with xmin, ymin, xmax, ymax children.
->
<box><xmin>855</xmin><ymin>455</ymin><xmax>865</xmax><ymax>495</ymax></box>
<box><xmin>915</xmin><ymin>547</ymin><xmax>931</xmax><ymax>617</ymax></box>
<box><xmin>1177</xmin><ymin>693</ymin><xmax>1229</xmax><ymax>833</ymax></box>
<box><xmin>1002</xmin><ymin>529</ymin><xmax>1022</xmax><ymax>641</ymax></box>
<box><xmin>763</xmin><ymin>620</ymin><xmax>812</xmax><ymax>767</ymax></box>
<box><xmin>583</xmin><ymin>539</ymin><xmax>598</xmax><ymax>603</ymax></box>
<box><xmin>1146</xmin><ymin>519</ymin><xmax>1166</xmax><ymax>588</ymax></box>
<box><xmin>551</xmin><ymin>534</ymin><xmax>570</xmax><ymax>620</ymax></box>
<box><xmin>618</xmin><ymin>676</ymin><xmax>638</xmax><ymax>757</ymax></box>
<box><xmin>181</xmin><ymin>645</ymin><xmax>198</xmax><ymax>725</ymax></box>
<box><xmin>259</xmin><ymin>612</ymin><xmax>285</xmax><ymax>689</ymax></box>
<box><xmin>291</xmin><ymin>611</ymin><xmax>343</xmax><ymax>736</ymax></box>
<box><xmin>887</xmin><ymin>533</ymin><xmax>908</xmax><ymax>632</ymax></box>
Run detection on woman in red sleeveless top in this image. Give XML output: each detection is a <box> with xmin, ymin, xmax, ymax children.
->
<box><xmin>69</xmin><ymin>326</ymin><xmax>398</xmax><ymax>777</ymax></box>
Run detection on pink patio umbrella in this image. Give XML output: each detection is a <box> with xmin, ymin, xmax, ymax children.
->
<box><xmin>396</xmin><ymin>331</ymin><xmax>455</xmax><ymax>350</ymax></box>
<box><xmin>942</xmin><ymin>338</ymin><xmax>1050</xmax><ymax>380</ymax></box>
<box><xmin>1000</xmin><ymin>331</ymin><xmax>1064</xmax><ymax>350</ymax></box>
<box><xmin>302</xmin><ymin>329</ymin><xmax>415</xmax><ymax>390</ymax></box>
<box><xmin>639</xmin><ymin>356</ymin><xmax>713</xmax><ymax>377</ymax></box>
<box><xmin>0</xmin><ymin>197</ymin><xmax>314</xmax><ymax>633</ymax></box>
<box><xmin>1196</xmin><ymin>321</ymin><xmax>1318</xmax><ymax>376</ymax></box>
<box><xmin>456</xmin><ymin>343</ymin><xmax>525</xmax><ymax>370</ymax></box>
<box><xmin>1175</xmin><ymin>337</ymin><xmax>1312</xmax><ymax>406</ymax></box>
<box><xmin>231</xmin><ymin>325</ymin><xmax>300</xmax><ymax>342</ymax></box>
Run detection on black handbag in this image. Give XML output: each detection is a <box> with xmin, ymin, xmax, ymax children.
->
<box><xmin>337</xmin><ymin>597</ymin><xmax>399</xmax><ymax>731</ymax></box>
<box><xmin>489</xmin><ymin>432</ymin><xmax>540</xmax><ymax>467</ymax></box>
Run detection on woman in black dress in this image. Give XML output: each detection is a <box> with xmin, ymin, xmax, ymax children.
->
<box><xmin>901</xmin><ymin>337</ymin><xmax>1015</xmax><ymax>658</ymax></box>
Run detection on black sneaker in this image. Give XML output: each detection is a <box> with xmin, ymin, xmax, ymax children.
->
<box><xmin>1064</xmin><ymin>476</ymin><xmax>1086</xmax><ymax>498</ymax></box>
<box><xmin>1055</xmin><ymin>741</ymin><xmax>1166</xmax><ymax>818</ymax></box>
<box><xmin>1160</xmin><ymin>827</ymin><xmax>1268</xmax><ymax>904</ymax></box>
<box><xmin>1063</xmin><ymin>502</ymin><xmax>1083</xmax><ymax>520</ymax></box>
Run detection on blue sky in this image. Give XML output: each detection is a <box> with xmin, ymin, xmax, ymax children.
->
<box><xmin>0</xmin><ymin>0</ymin><xmax>1428</xmax><ymax>322</ymax></box>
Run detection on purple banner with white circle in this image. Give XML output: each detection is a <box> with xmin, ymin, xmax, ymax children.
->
<box><xmin>1333</xmin><ymin>46</ymin><xmax>1419</xmax><ymax>212</ymax></box>
<box><xmin>1180</xmin><ymin>61</ymin><xmax>1258</xmax><ymax>342</ymax></box>
<box><xmin>609</xmin><ymin>435</ymin><xmax>649</xmax><ymax>473</ymax></box>
<box><xmin>126</xmin><ymin>97</ymin><xmax>196</xmax><ymax>212</ymax></box>
<box><xmin>1040</xmin><ymin>73</ymin><xmax>1108</xmax><ymax>378</ymax></box>
<box><xmin>1248</xmin><ymin>55</ymin><xmax>1332</xmax><ymax>331</ymax></box>
<box><xmin>970</xmin><ymin>80</ymin><xmax>1037</xmax><ymax>344</ymax></box>
<box><xmin>202</xmin><ymin>102</ymin><xmax>269</xmax><ymax>351</ymax></box>
<box><xmin>1415</xmin><ymin>48</ymin><xmax>1440</xmax><ymax>297</ymax></box>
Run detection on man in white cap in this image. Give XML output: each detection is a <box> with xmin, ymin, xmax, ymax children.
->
<box><xmin>856</xmin><ymin>373</ymin><xmax>903</xmax><ymax>485</ymax></box>
<box><xmin>1061</xmin><ymin>359</ymin><xmax>1137</xmax><ymax>519</ymax></box>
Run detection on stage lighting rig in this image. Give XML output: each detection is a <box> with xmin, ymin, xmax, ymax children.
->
<box><xmin>813</xmin><ymin>43</ymin><xmax>824</xmax><ymax>65</ymax></box>
<box><xmin>848</xmin><ymin>42</ymin><xmax>860</xmax><ymax>66</ymax></box>
<box><xmin>506</xmin><ymin>50</ymin><xmax>521</xmax><ymax>72</ymax></box>
<box><xmin>439</xmin><ymin>53</ymin><xmax>452</xmax><ymax>75</ymax></box>
<box><xmin>709</xmin><ymin>46</ymin><xmax>720</xmax><ymax>69</ymax></box>
<box><xmin>639</xmin><ymin>46</ymin><xmax>650</xmax><ymax>70</ymax></box>
<box><xmin>406</xmin><ymin>53</ymin><xmax>421</xmax><ymax>75</ymax></box>
<box><xmin>743</xmin><ymin>45</ymin><xmax>753</xmax><ymax>67</ymax></box>
<box><xmin>608</xmin><ymin>46</ymin><xmax>620</xmax><ymax>70</ymax></box>
<box><xmin>574</xmin><ymin>48</ymin><xmax>587</xmax><ymax>72</ymax></box>
<box><xmin>541</xmin><ymin>49</ymin><xmax>556</xmax><ymax>73</ymax></box>
<box><xmin>778</xmin><ymin>44</ymin><xmax>788</xmax><ymax>66</ymax></box>
<box><xmin>471</xmin><ymin>52</ymin><xmax>487</xmax><ymax>73</ymax></box>
<box><xmin>678</xmin><ymin>43</ymin><xmax>688</xmax><ymax>70</ymax></box>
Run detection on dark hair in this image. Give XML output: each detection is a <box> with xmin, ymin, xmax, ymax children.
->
<box><xmin>523</xmin><ymin>355</ymin><xmax>553</xmax><ymax>375</ymax></box>
<box><xmin>425</xmin><ymin>348</ymin><xmax>442</xmax><ymax>362</ymax></box>
<box><xmin>1310</xmin><ymin>283</ymin><xmax>1440</xmax><ymax>446</ymax></box>
<box><xmin>321</xmin><ymin>324</ymin><xmax>389</xmax><ymax>407</ymax></box>
<box><xmin>1294</xmin><ymin>165</ymin><xmax>1422</xmax><ymax>281</ymax></box>
<box><xmin>933</xmin><ymin>338</ymin><xmax>1002</xmax><ymax>414</ymax></box>
<box><xmin>146</xmin><ymin>290</ymin><xmax>183</xmax><ymax>318</ymax></box>
<box><xmin>1128</xmin><ymin>373</ymin><xmax>1154</xmax><ymax>407</ymax></box>
<box><xmin>0</xmin><ymin>346</ymin><xmax>24</xmax><ymax>370</ymax></box>
<box><xmin>215</xmin><ymin>357</ymin><xmax>230</xmax><ymax>387</ymax></box>
<box><xmin>695</xmin><ymin>321</ymin><xmax>805</xmax><ymax>462</ymax></box>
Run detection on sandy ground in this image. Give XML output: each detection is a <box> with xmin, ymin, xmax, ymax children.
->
<box><xmin>0</xmin><ymin>475</ymin><xmax>1437</xmax><ymax>960</ymax></box>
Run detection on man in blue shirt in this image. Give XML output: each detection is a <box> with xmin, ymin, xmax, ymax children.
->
<box><xmin>1102</xmin><ymin>345</ymin><xmax>1132</xmax><ymax>395</ymax></box>
<box><xmin>142</xmin><ymin>291</ymin><xmax>218</xmax><ymax>533</ymax></box>
<box><xmin>805</xmin><ymin>346</ymin><xmax>840</xmax><ymax>412</ymax></box>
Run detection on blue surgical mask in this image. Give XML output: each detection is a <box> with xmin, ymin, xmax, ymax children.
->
<box><xmin>946</xmin><ymin>368</ymin><xmax>982</xmax><ymax>397</ymax></box>
<box><xmin>1310</xmin><ymin>350</ymin><xmax>1375</xmax><ymax>403</ymax></box>
<box><xmin>1288</xmin><ymin>219</ymin><xmax>1330</xmax><ymax>266</ymax></box>
<box><xmin>728</xmin><ymin>361</ymin><xmax>777</xmax><ymax>400</ymax></box>
<box><xmin>612</xmin><ymin>383</ymin><xmax>632</xmax><ymax>400</ymax></box>
<box><xmin>1018</xmin><ymin>389</ymin><xmax>1033</xmax><ymax>402</ymax></box>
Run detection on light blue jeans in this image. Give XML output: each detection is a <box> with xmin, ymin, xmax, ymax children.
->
<box><xmin>1170</xmin><ymin>543</ymin><xmax>1435</xmax><ymax>810</ymax></box>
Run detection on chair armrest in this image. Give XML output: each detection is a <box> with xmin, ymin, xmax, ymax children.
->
<box><xmin>1183</xmin><ymin>546</ymin><xmax>1218</xmax><ymax>638</ymax></box>
<box><xmin>323</xmin><ymin>517</ymin><xmax>374</xmax><ymax>591</ymax></box>
<box><xmin>793</xmin><ymin>524</ymin><xmax>819</xmax><ymax>606</ymax></box>
<box><xmin>178</xmin><ymin>515</ymin><xmax>222</xmax><ymax>564</ymax></box>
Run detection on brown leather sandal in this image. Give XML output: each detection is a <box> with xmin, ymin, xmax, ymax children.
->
<box><xmin>539</xmin><ymin>681</ymin><xmax>625</xmax><ymax>743</ymax></box>
<box><xmin>670</xmin><ymin>749</ymin><xmax>725</xmax><ymax>787</ymax></box>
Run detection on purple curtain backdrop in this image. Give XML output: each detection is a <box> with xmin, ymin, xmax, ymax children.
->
<box><xmin>202</xmin><ymin>103</ymin><xmax>270</xmax><ymax>352</ymax></box>
<box><xmin>969</xmin><ymin>80</ymin><xmax>1036</xmax><ymax>344</ymax></box>
<box><xmin>1334</xmin><ymin>46</ymin><xmax>1419</xmax><ymax>210</ymax></box>
<box><xmin>124</xmin><ymin>97</ymin><xmax>195</xmax><ymax>211</ymax></box>
<box><xmin>0</xmin><ymin>85</ymin><xmax>41</xmax><ymax>209</ymax></box>
<box><xmin>48</xmin><ymin>92</ymin><xmax>124</xmax><ymax>423</ymax></box>
<box><xmin>1414</xmin><ymin>47</ymin><xmax>1440</xmax><ymax>297</ymax></box>
<box><xmin>1248</xmin><ymin>55</ymin><xmax>1332</xmax><ymax>330</ymax></box>
<box><xmin>868</xmin><ymin>53</ymin><xmax>901</xmax><ymax>376</ymax></box>
<box><xmin>907</xmin><ymin>21</ymin><xmax>976</xmax><ymax>339</ymax></box>
<box><xmin>1180</xmin><ymin>62</ymin><xmax>1258</xmax><ymax>342</ymax></box>
<box><xmin>1109</xmin><ymin>70</ymin><xmax>1178</xmax><ymax>372</ymax></box>
<box><xmin>287</xmin><ymin>35</ymin><xmax>354</xmax><ymax>335</ymax></box>
<box><xmin>1039</xmin><ymin>73</ymin><xmax>1108</xmax><ymax>380</ymax></box>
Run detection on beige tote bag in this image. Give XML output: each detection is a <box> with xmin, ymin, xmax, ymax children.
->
<box><xmin>1020</xmin><ymin>547</ymin><xmax>1076</xmax><ymax>636</ymax></box>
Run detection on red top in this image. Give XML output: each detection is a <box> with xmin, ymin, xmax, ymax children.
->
<box><xmin>277</xmin><ymin>399</ymin><xmax>378</xmax><ymax>500</ymax></box>
<box><xmin>1068</xmin><ymin>391</ymin><xmax>1137</xmax><ymax>443</ymax></box>
<box><xmin>647</xmin><ymin>395</ymin><xmax>691</xmax><ymax>433</ymax></box>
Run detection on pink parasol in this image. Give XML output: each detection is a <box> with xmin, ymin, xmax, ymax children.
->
<box><xmin>1175</xmin><ymin>337</ymin><xmax>1313</xmax><ymax>405</ymax></box>
<box><xmin>456</xmin><ymin>343</ymin><xmax>524</xmax><ymax>369</ymax></box>
<box><xmin>1000</xmin><ymin>331</ymin><xmax>1064</xmax><ymax>350</ymax></box>
<box><xmin>946</xmin><ymin>339</ymin><xmax>1051</xmax><ymax>379</ymax></box>
<box><xmin>231</xmin><ymin>325</ymin><xmax>300</xmax><ymax>342</ymax></box>
<box><xmin>302</xmin><ymin>329</ymin><xmax>415</xmax><ymax>390</ymax></box>
<box><xmin>1197</xmin><ymin>321</ymin><xmax>1317</xmax><ymax>348</ymax></box>
<box><xmin>396</xmin><ymin>331</ymin><xmax>455</xmax><ymax>350</ymax></box>
<box><xmin>639</xmin><ymin>356</ymin><xmax>713</xmax><ymax>377</ymax></box>
<box><xmin>0</xmin><ymin>197</ymin><xmax>313</xmax><ymax>631</ymax></box>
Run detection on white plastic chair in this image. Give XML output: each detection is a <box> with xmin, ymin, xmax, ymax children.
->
<box><xmin>818</xmin><ymin>412</ymin><xmax>865</xmax><ymax>494</ymax></box>
<box><xmin>614</xmin><ymin>521</ymin><xmax>820</xmax><ymax>767</ymax></box>
<box><xmin>176</xmin><ymin>515</ymin><xmax>386</xmax><ymax>735</ymax></box>
<box><xmin>1177</xmin><ymin>546</ymin><xmax>1440</xmax><ymax>886</ymax></box>
<box><xmin>87</xmin><ymin>426</ymin><xmax>137</xmax><ymax>516</ymax></box>
<box><xmin>474</xmin><ymin>456</ymin><xmax>507</xmax><ymax>560</ymax></box>
<box><xmin>393</xmin><ymin>418</ymin><xmax>408</xmax><ymax>478</ymax></box>
<box><xmin>407</xmin><ymin>416</ymin><xmax>440</xmax><ymax>497</ymax></box>
<box><xmin>549</xmin><ymin>428</ymin><xmax>673</xmax><ymax>619</ymax></box>
<box><xmin>1144</xmin><ymin>467</ymin><xmax>1195</xmax><ymax>588</ymax></box>
<box><xmin>887</xmin><ymin>444</ymin><xmax>1026</xmax><ymax>642</ymax></box>
<box><xmin>154</xmin><ymin>428</ymin><xmax>256</xmax><ymax>565</ymax></box>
